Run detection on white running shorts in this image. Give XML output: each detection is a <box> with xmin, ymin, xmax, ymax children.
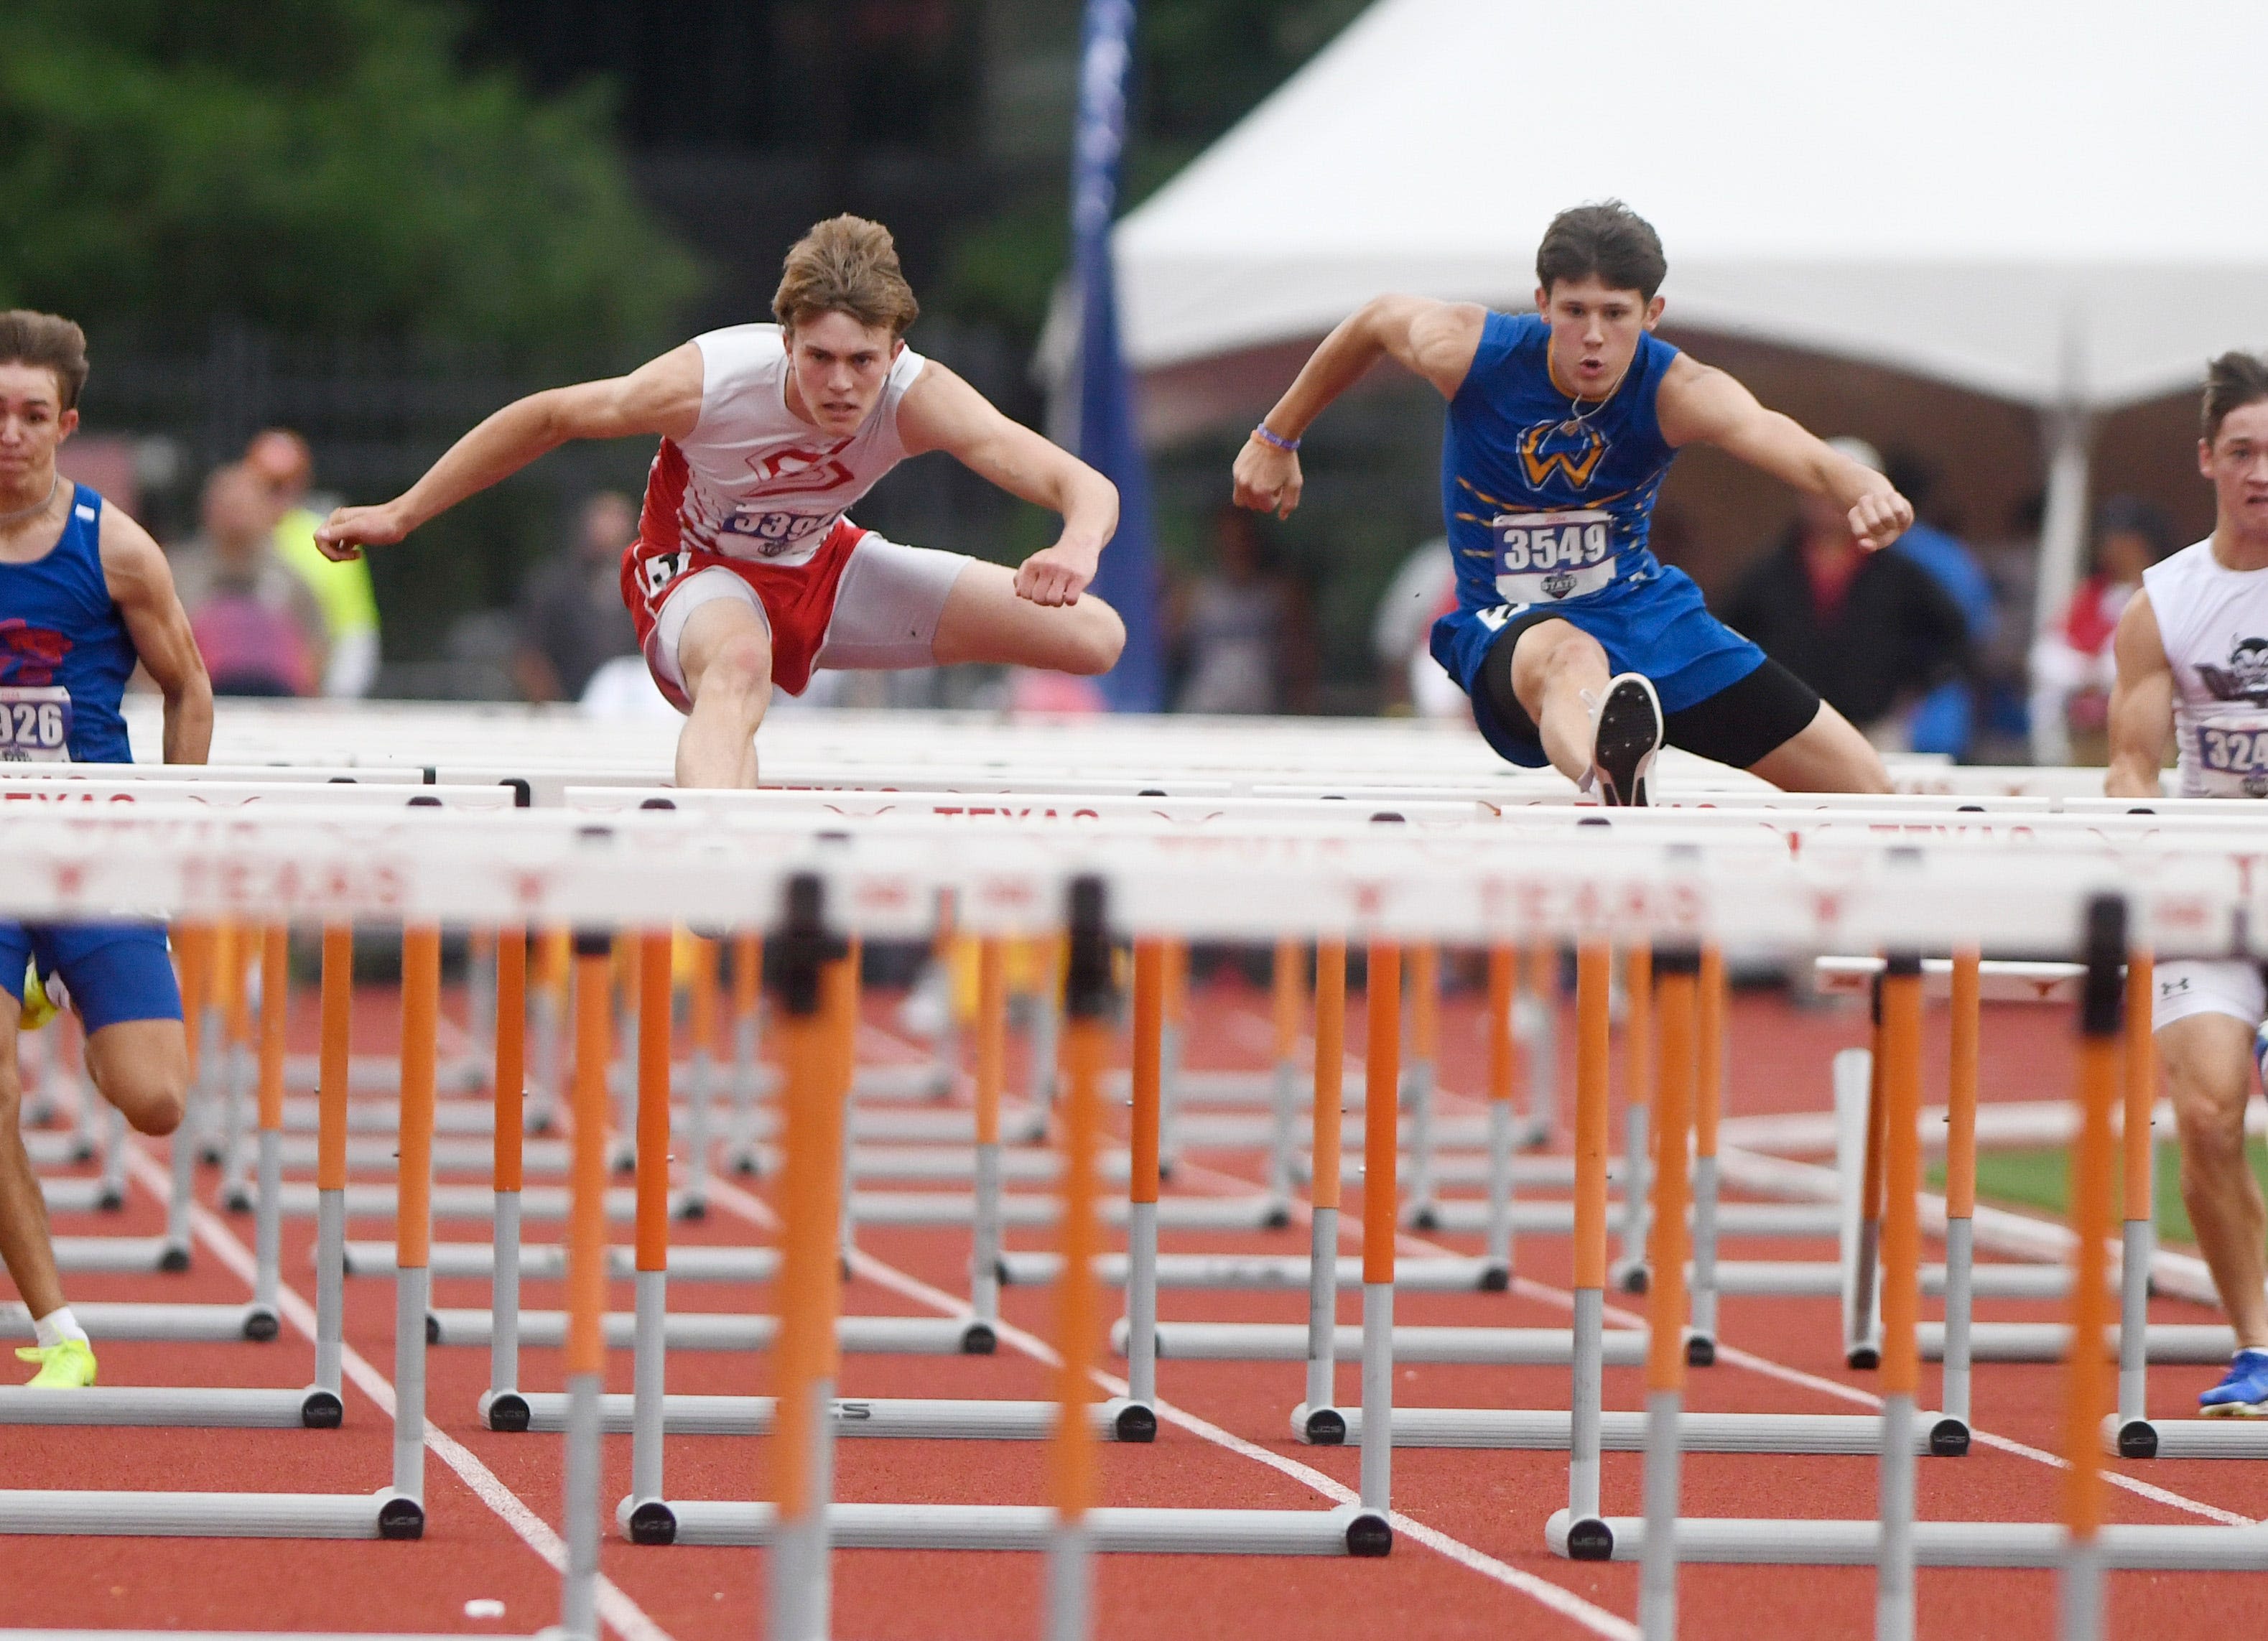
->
<box><xmin>2152</xmin><ymin>959</ymin><xmax>2265</xmax><ymax>1032</ymax></box>
<box><xmin>649</xmin><ymin>531</ymin><xmax>972</xmax><ymax>699</ymax></box>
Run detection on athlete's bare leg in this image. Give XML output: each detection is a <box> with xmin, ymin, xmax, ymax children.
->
<box><xmin>931</xmin><ymin>561</ymin><xmax>1125</xmax><ymax>674</ymax></box>
<box><xmin>0</xmin><ymin>1010</ymin><xmax>64</xmax><ymax>1321</ymax></box>
<box><xmin>2160</xmin><ymin>1013</ymin><xmax>2268</xmax><ymax>1350</ymax></box>
<box><xmin>1747</xmin><ymin>702</ymin><xmax>1893</xmax><ymax>794</ymax></box>
<box><xmin>0</xmin><ymin>1013</ymin><xmax>185</xmax><ymax>1326</ymax></box>
<box><xmin>83</xmin><ymin>1020</ymin><xmax>188</xmax><ymax>1139</ymax></box>
<box><xmin>676</xmin><ymin>599</ymin><xmax>773</xmax><ymax>789</ymax></box>
<box><xmin>1510</xmin><ymin>619</ymin><xmax>1612</xmax><ymax>784</ymax></box>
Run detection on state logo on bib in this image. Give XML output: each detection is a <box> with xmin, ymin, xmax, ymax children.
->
<box><xmin>1492</xmin><ymin>509</ymin><xmax>1615</xmax><ymax>606</ymax></box>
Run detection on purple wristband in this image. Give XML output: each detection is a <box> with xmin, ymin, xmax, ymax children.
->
<box><xmin>1250</xmin><ymin>424</ymin><xmax>1301</xmax><ymax>453</ymax></box>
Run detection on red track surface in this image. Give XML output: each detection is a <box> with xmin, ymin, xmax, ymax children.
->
<box><xmin>5</xmin><ymin>972</ymin><xmax>2265</xmax><ymax>1639</ymax></box>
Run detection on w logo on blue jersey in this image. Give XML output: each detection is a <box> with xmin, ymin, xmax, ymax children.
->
<box><xmin>1518</xmin><ymin>422</ymin><xmax>1607</xmax><ymax>491</ymax></box>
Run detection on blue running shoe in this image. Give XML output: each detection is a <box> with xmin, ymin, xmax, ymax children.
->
<box><xmin>2199</xmin><ymin>1349</ymin><xmax>2268</xmax><ymax>1416</ymax></box>
<box><xmin>2254</xmin><ymin>1019</ymin><xmax>2267</xmax><ymax>1090</ymax></box>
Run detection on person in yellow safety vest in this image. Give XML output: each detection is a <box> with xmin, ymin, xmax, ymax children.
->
<box><xmin>245</xmin><ymin>428</ymin><xmax>379</xmax><ymax>697</ymax></box>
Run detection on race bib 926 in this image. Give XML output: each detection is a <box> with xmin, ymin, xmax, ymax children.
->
<box><xmin>0</xmin><ymin>685</ymin><xmax>70</xmax><ymax>763</ymax></box>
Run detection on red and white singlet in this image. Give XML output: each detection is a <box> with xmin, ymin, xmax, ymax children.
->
<box><xmin>624</xmin><ymin>324</ymin><xmax>963</xmax><ymax>701</ymax></box>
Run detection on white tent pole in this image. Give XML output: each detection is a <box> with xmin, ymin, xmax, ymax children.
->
<box><xmin>2030</xmin><ymin>405</ymin><xmax>2095</xmax><ymax>764</ymax></box>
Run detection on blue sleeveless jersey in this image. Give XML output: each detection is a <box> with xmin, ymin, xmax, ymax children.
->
<box><xmin>1441</xmin><ymin>311</ymin><xmax>1680</xmax><ymax>613</ymax></box>
<box><xmin>1428</xmin><ymin>313</ymin><xmax>1767</xmax><ymax>767</ymax></box>
<box><xmin>0</xmin><ymin>484</ymin><xmax>136</xmax><ymax>763</ymax></box>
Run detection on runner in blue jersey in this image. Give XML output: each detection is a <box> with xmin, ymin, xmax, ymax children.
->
<box><xmin>1233</xmin><ymin>203</ymin><xmax>1908</xmax><ymax>801</ymax></box>
<box><xmin>0</xmin><ymin>310</ymin><xmax>213</xmax><ymax>1387</ymax></box>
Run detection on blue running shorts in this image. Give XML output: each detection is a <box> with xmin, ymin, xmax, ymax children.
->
<box><xmin>1429</xmin><ymin>564</ymin><xmax>1772</xmax><ymax>769</ymax></box>
<box><xmin>0</xmin><ymin>921</ymin><xmax>184</xmax><ymax>1033</ymax></box>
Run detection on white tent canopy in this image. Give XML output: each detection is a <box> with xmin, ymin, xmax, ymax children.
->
<box><xmin>1116</xmin><ymin>0</ymin><xmax>2268</xmax><ymax>409</ymax></box>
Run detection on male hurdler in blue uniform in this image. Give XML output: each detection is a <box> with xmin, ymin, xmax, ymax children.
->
<box><xmin>1234</xmin><ymin>202</ymin><xmax>1908</xmax><ymax>801</ymax></box>
<box><xmin>0</xmin><ymin>310</ymin><xmax>213</xmax><ymax>1385</ymax></box>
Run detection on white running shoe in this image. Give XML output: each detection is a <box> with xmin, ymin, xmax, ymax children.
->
<box><xmin>1588</xmin><ymin>674</ymin><xmax>1663</xmax><ymax>808</ymax></box>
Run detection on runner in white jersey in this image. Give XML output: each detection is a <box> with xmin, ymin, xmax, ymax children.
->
<box><xmin>2108</xmin><ymin>350</ymin><xmax>2268</xmax><ymax>1413</ymax></box>
<box><xmin>316</xmin><ymin>216</ymin><xmax>1124</xmax><ymax>785</ymax></box>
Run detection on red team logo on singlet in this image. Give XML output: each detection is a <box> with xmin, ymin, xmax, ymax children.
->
<box><xmin>745</xmin><ymin>442</ymin><xmax>856</xmax><ymax>493</ymax></box>
<box><xmin>0</xmin><ymin>619</ymin><xmax>71</xmax><ymax>687</ymax></box>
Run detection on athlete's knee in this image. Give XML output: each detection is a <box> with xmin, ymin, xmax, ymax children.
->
<box><xmin>88</xmin><ymin>1027</ymin><xmax>188</xmax><ymax>1136</ymax></box>
<box><xmin>695</xmin><ymin>631</ymin><xmax>774</xmax><ymax>705</ymax></box>
<box><xmin>110</xmin><ymin>1063</ymin><xmax>187</xmax><ymax>1138</ymax></box>
<box><xmin>1061</xmin><ymin>599</ymin><xmax>1125</xmax><ymax>676</ymax></box>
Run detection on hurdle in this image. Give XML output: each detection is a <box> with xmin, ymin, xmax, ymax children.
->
<box><xmin>631</xmin><ymin>875</ymin><xmax>1386</xmax><ymax>1558</ymax></box>
<box><xmin>0</xmin><ymin>910</ymin><xmax>421</xmax><ymax>1536</ymax></box>
<box><xmin>2104</xmin><ymin>946</ymin><xmax>2268</xmax><ymax>1458</ymax></box>
<box><xmin>1329</xmin><ymin>942</ymin><xmax>1938</xmax><ymax>1459</ymax></box>
<box><xmin>504</xmin><ymin>919</ymin><xmax>1138</xmax><ymax>1449</ymax></box>
<box><xmin>1551</xmin><ymin>901</ymin><xmax>2268</xmax><ymax>1590</ymax></box>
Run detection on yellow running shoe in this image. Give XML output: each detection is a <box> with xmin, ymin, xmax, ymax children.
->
<box><xmin>15</xmin><ymin>1339</ymin><xmax>97</xmax><ymax>1387</ymax></box>
<box><xmin>17</xmin><ymin>959</ymin><xmax>58</xmax><ymax>1032</ymax></box>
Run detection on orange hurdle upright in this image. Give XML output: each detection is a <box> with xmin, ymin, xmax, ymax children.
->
<box><xmin>482</xmin><ymin>926</ymin><xmax>530</xmax><ymax>1428</ymax></box>
<box><xmin>768</xmin><ymin>877</ymin><xmax>852</xmax><ymax>1641</ymax></box>
<box><xmin>2060</xmin><ymin>898</ymin><xmax>2126</xmax><ymax>1641</ymax></box>
<box><xmin>1686</xmin><ymin>946</ymin><xmax>1726</xmax><ymax>1363</ymax></box>
<box><xmin>1359</xmin><ymin>941</ymin><xmax>1401</xmax><ymax>1515</ymax></box>
<box><xmin>559</xmin><ymin>929</ymin><xmax>616</xmax><ymax>1641</ymax></box>
<box><xmin>1124</xmin><ymin>938</ymin><xmax>1166</xmax><ymax>1413</ymax></box>
<box><xmin>161</xmin><ymin>923</ymin><xmax>215</xmax><ymax>1267</ymax></box>
<box><xmin>1940</xmin><ymin>947</ymin><xmax>1982</xmax><ymax>1430</ymax></box>
<box><xmin>2114</xmin><ymin>945</ymin><xmax>2156</xmax><ymax>1443</ymax></box>
<box><xmin>309</xmin><ymin>924</ymin><xmax>352</xmax><ymax>1418</ymax></box>
<box><xmin>1614</xmin><ymin>946</ymin><xmax>1655</xmax><ymax>1288</ymax></box>
<box><xmin>1299</xmin><ymin>940</ymin><xmax>1349</xmax><ymax>1436</ymax></box>
<box><xmin>386</xmin><ymin>922</ymin><xmax>442</xmax><ymax>1538</ymax></box>
<box><xmin>1875</xmin><ymin>952</ymin><xmax>1925</xmax><ymax>1641</ymax></box>
<box><xmin>1403</xmin><ymin>944</ymin><xmax>1443</xmax><ymax>1224</ymax></box>
<box><xmin>1049</xmin><ymin>877</ymin><xmax>1115</xmax><ymax>1641</ymax></box>
<box><xmin>628</xmin><ymin>928</ymin><xmax>675</xmax><ymax>1509</ymax></box>
<box><xmin>1636</xmin><ymin>946</ymin><xmax>1699</xmax><ymax>1641</ymax></box>
<box><xmin>1266</xmin><ymin>936</ymin><xmax>1306</xmax><ymax>1213</ymax></box>
<box><xmin>1479</xmin><ymin>944</ymin><xmax>1520</xmax><ymax>1283</ymax></box>
<box><xmin>968</xmin><ymin>936</ymin><xmax>1010</xmax><ymax>1337</ymax></box>
<box><xmin>251</xmin><ymin>924</ymin><xmax>290</xmax><ymax>1331</ymax></box>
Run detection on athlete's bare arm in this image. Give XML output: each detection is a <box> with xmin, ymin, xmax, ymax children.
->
<box><xmin>2105</xmin><ymin>590</ymin><xmax>2174</xmax><ymax>799</ymax></box>
<box><xmin>897</xmin><ymin>363</ymin><xmax>1118</xmax><ymax>608</ymax></box>
<box><xmin>314</xmin><ymin>345</ymin><xmax>705</xmax><ymax>559</ymax></box>
<box><xmin>1655</xmin><ymin>356</ymin><xmax>1913</xmax><ymax>551</ymax></box>
<box><xmin>100</xmin><ymin>508</ymin><xmax>210</xmax><ymax>765</ymax></box>
<box><xmin>1232</xmin><ymin>297</ymin><xmax>1487</xmax><ymax>520</ymax></box>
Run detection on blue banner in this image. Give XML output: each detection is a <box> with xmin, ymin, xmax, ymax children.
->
<box><xmin>1068</xmin><ymin>0</ymin><xmax>1163</xmax><ymax>712</ymax></box>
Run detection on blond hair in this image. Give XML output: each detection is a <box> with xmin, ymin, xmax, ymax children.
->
<box><xmin>772</xmin><ymin>215</ymin><xmax>920</xmax><ymax>338</ymax></box>
<box><xmin>0</xmin><ymin>310</ymin><xmax>90</xmax><ymax>412</ymax></box>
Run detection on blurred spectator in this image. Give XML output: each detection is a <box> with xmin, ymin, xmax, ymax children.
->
<box><xmin>513</xmin><ymin>491</ymin><xmax>641</xmax><ymax>704</ymax></box>
<box><xmin>2029</xmin><ymin>496</ymin><xmax>2178</xmax><ymax>766</ymax></box>
<box><xmin>1884</xmin><ymin>451</ymin><xmax>1997</xmax><ymax>759</ymax></box>
<box><xmin>1372</xmin><ymin>538</ymin><xmax>1467</xmax><ymax>718</ymax></box>
<box><xmin>169</xmin><ymin>464</ymin><xmax>327</xmax><ymax>697</ymax></box>
<box><xmin>246</xmin><ymin>428</ymin><xmax>381</xmax><ymax>697</ymax></box>
<box><xmin>1168</xmin><ymin>506</ymin><xmax>1315</xmax><ymax>714</ymax></box>
<box><xmin>1722</xmin><ymin>438</ymin><xmax>1970</xmax><ymax>749</ymax></box>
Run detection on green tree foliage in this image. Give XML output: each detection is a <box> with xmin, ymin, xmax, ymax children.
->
<box><xmin>0</xmin><ymin>0</ymin><xmax>701</xmax><ymax>367</ymax></box>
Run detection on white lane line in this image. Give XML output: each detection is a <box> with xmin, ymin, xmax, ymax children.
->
<box><xmin>122</xmin><ymin>1150</ymin><xmax>677</xmax><ymax>1641</ymax></box>
<box><xmin>1163</xmin><ymin>1153</ymin><xmax>2257</xmax><ymax>1530</ymax></box>
<box><xmin>698</xmin><ymin>1170</ymin><xmax>1636</xmax><ymax>1641</ymax></box>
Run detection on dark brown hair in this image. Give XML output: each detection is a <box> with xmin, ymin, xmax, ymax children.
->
<box><xmin>2203</xmin><ymin>351</ymin><xmax>2268</xmax><ymax>445</ymax></box>
<box><xmin>773</xmin><ymin>215</ymin><xmax>920</xmax><ymax>338</ymax></box>
<box><xmin>1535</xmin><ymin>202</ymin><xmax>1668</xmax><ymax>303</ymax></box>
<box><xmin>0</xmin><ymin>310</ymin><xmax>90</xmax><ymax>412</ymax></box>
